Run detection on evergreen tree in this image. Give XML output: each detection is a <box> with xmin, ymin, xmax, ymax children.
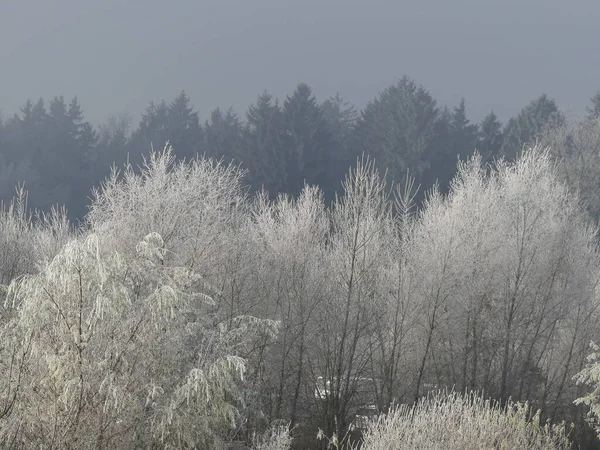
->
<box><xmin>166</xmin><ymin>90</ymin><xmax>202</xmax><ymax>160</ymax></box>
<box><xmin>427</xmin><ymin>99</ymin><xmax>478</xmax><ymax>192</ymax></box>
<box><xmin>281</xmin><ymin>83</ymin><xmax>333</xmax><ymax>198</ymax></box>
<box><xmin>96</xmin><ymin>113</ymin><xmax>131</xmax><ymax>167</ymax></box>
<box><xmin>203</xmin><ymin>107</ymin><xmax>245</xmax><ymax>166</ymax></box>
<box><xmin>321</xmin><ymin>93</ymin><xmax>359</xmax><ymax>197</ymax></box>
<box><xmin>131</xmin><ymin>93</ymin><xmax>202</xmax><ymax>165</ymax></box>
<box><xmin>450</xmin><ymin>99</ymin><xmax>478</xmax><ymax>153</ymax></box>
<box><xmin>130</xmin><ymin>100</ymin><xmax>170</xmax><ymax>165</ymax></box>
<box><xmin>19</xmin><ymin>98</ymin><xmax>49</xmax><ymax>164</ymax></box>
<box><xmin>478</xmin><ymin>110</ymin><xmax>503</xmax><ymax>163</ymax></box>
<box><xmin>587</xmin><ymin>91</ymin><xmax>600</xmax><ymax>119</ymax></box>
<box><xmin>501</xmin><ymin>94</ymin><xmax>564</xmax><ymax>160</ymax></box>
<box><xmin>34</xmin><ymin>96</ymin><xmax>97</xmax><ymax>218</ymax></box>
<box><xmin>244</xmin><ymin>91</ymin><xmax>286</xmax><ymax>196</ymax></box>
<box><xmin>46</xmin><ymin>96</ymin><xmax>73</xmax><ymax>174</ymax></box>
<box><xmin>353</xmin><ymin>76</ymin><xmax>439</xmax><ymax>190</ymax></box>
<box><xmin>0</xmin><ymin>115</ymin><xmax>4</xmax><ymax>159</ymax></box>
<box><xmin>423</xmin><ymin>106</ymin><xmax>452</xmax><ymax>191</ymax></box>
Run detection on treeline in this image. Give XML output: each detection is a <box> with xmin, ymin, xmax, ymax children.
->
<box><xmin>1</xmin><ymin>76</ymin><xmax>593</xmax><ymax>220</ymax></box>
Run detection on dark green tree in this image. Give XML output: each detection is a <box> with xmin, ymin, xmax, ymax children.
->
<box><xmin>587</xmin><ymin>91</ymin><xmax>600</xmax><ymax>120</ymax></box>
<box><xmin>244</xmin><ymin>91</ymin><xmax>286</xmax><ymax>196</ymax></box>
<box><xmin>19</xmin><ymin>98</ymin><xmax>49</xmax><ymax>164</ymax></box>
<box><xmin>130</xmin><ymin>100</ymin><xmax>170</xmax><ymax>166</ymax></box>
<box><xmin>281</xmin><ymin>83</ymin><xmax>333</xmax><ymax>198</ymax></box>
<box><xmin>166</xmin><ymin>90</ymin><xmax>202</xmax><ymax>160</ymax></box>
<box><xmin>478</xmin><ymin>111</ymin><xmax>503</xmax><ymax>163</ymax></box>
<box><xmin>423</xmin><ymin>106</ymin><xmax>452</xmax><ymax>191</ymax></box>
<box><xmin>203</xmin><ymin>107</ymin><xmax>245</xmax><ymax>163</ymax></box>
<box><xmin>321</xmin><ymin>92</ymin><xmax>359</xmax><ymax>197</ymax></box>
<box><xmin>501</xmin><ymin>94</ymin><xmax>564</xmax><ymax>160</ymax></box>
<box><xmin>353</xmin><ymin>76</ymin><xmax>439</xmax><ymax>189</ymax></box>
<box><xmin>96</xmin><ymin>114</ymin><xmax>131</xmax><ymax>166</ymax></box>
<box><xmin>0</xmin><ymin>114</ymin><xmax>4</xmax><ymax>158</ymax></box>
<box><xmin>0</xmin><ymin>112</ymin><xmax>37</xmax><ymax>202</ymax></box>
<box><xmin>450</xmin><ymin>99</ymin><xmax>478</xmax><ymax>153</ymax></box>
<box><xmin>34</xmin><ymin>96</ymin><xmax>96</xmax><ymax>218</ymax></box>
<box><xmin>427</xmin><ymin>99</ymin><xmax>478</xmax><ymax>191</ymax></box>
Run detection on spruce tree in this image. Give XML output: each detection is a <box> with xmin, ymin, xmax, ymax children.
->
<box><xmin>501</xmin><ymin>94</ymin><xmax>563</xmax><ymax>160</ymax></box>
<box><xmin>478</xmin><ymin>110</ymin><xmax>503</xmax><ymax>163</ymax></box>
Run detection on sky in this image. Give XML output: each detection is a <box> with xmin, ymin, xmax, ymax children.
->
<box><xmin>1</xmin><ymin>0</ymin><xmax>599</xmax><ymax>127</ymax></box>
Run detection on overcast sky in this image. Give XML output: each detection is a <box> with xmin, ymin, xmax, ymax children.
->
<box><xmin>1</xmin><ymin>0</ymin><xmax>598</xmax><ymax>126</ymax></box>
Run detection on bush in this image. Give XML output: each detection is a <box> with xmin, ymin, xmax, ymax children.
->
<box><xmin>359</xmin><ymin>391</ymin><xmax>571</xmax><ymax>450</ymax></box>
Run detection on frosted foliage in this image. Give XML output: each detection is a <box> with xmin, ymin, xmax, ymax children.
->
<box><xmin>0</xmin><ymin>186</ymin><xmax>71</xmax><ymax>286</ymax></box>
<box><xmin>408</xmin><ymin>145</ymin><xmax>599</xmax><ymax>401</ymax></box>
<box><xmin>86</xmin><ymin>145</ymin><xmax>248</xmax><ymax>278</ymax></box>
<box><xmin>359</xmin><ymin>391</ymin><xmax>571</xmax><ymax>450</ymax></box>
<box><xmin>574</xmin><ymin>342</ymin><xmax>600</xmax><ymax>436</ymax></box>
<box><xmin>314</xmin><ymin>158</ymin><xmax>401</xmax><ymax>432</ymax></box>
<box><xmin>252</xmin><ymin>424</ymin><xmax>292</xmax><ymax>450</ymax></box>
<box><xmin>0</xmin><ymin>232</ymin><xmax>278</xmax><ymax>449</ymax></box>
<box><xmin>249</xmin><ymin>186</ymin><xmax>330</xmax><ymax>423</ymax></box>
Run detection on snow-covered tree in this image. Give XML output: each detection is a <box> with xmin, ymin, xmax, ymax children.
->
<box><xmin>409</xmin><ymin>146</ymin><xmax>600</xmax><ymax>420</ymax></box>
<box><xmin>0</xmin><ymin>231</ymin><xmax>277</xmax><ymax>449</ymax></box>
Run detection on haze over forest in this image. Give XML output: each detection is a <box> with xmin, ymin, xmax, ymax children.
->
<box><xmin>2</xmin><ymin>0</ymin><xmax>600</xmax><ymax>125</ymax></box>
<box><xmin>5</xmin><ymin>2</ymin><xmax>600</xmax><ymax>450</ymax></box>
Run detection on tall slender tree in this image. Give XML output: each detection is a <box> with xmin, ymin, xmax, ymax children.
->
<box><xmin>478</xmin><ymin>110</ymin><xmax>503</xmax><ymax>163</ymax></box>
<box><xmin>245</xmin><ymin>91</ymin><xmax>286</xmax><ymax>197</ymax></box>
<box><xmin>281</xmin><ymin>83</ymin><xmax>333</xmax><ymax>198</ymax></box>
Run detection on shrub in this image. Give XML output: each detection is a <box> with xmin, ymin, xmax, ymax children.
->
<box><xmin>359</xmin><ymin>391</ymin><xmax>571</xmax><ymax>450</ymax></box>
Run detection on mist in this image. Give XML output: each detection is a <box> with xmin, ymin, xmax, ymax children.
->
<box><xmin>2</xmin><ymin>0</ymin><xmax>599</xmax><ymax>125</ymax></box>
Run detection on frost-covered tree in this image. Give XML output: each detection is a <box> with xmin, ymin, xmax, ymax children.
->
<box><xmin>367</xmin><ymin>174</ymin><xmax>420</xmax><ymax>409</ymax></box>
<box><xmin>408</xmin><ymin>146</ymin><xmax>600</xmax><ymax>429</ymax></box>
<box><xmin>313</xmin><ymin>157</ymin><xmax>393</xmax><ymax>435</ymax></box>
<box><xmin>0</xmin><ymin>231</ymin><xmax>277</xmax><ymax>449</ymax></box>
<box><xmin>251</xmin><ymin>185</ymin><xmax>329</xmax><ymax>428</ymax></box>
<box><xmin>0</xmin><ymin>146</ymin><xmax>285</xmax><ymax>448</ymax></box>
<box><xmin>574</xmin><ymin>343</ymin><xmax>600</xmax><ymax>438</ymax></box>
<box><xmin>86</xmin><ymin>146</ymin><xmax>248</xmax><ymax>297</ymax></box>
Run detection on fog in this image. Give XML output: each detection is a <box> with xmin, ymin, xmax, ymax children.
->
<box><xmin>2</xmin><ymin>0</ymin><xmax>599</xmax><ymax>124</ymax></box>
<box><xmin>4</xmin><ymin>3</ymin><xmax>600</xmax><ymax>448</ymax></box>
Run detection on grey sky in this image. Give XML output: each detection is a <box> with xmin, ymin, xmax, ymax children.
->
<box><xmin>1</xmin><ymin>0</ymin><xmax>598</xmax><ymax>127</ymax></box>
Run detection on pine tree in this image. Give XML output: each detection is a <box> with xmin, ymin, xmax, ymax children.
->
<box><xmin>282</xmin><ymin>83</ymin><xmax>333</xmax><ymax>197</ymax></box>
<box><xmin>478</xmin><ymin>110</ymin><xmax>503</xmax><ymax>163</ymax></box>
<box><xmin>245</xmin><ymin>91</ymin><xmax>286</xmax><ymax>196</ymax></box>
<box><xmin>130</xmin><ymin>100</ymin><xmax>170</xmax><ymax>165</ymax></box>
<box><xmin>450</xmin><ymin>99</ymin><xmax>478</xmax><ymax>152</ymax></box>
<box><xmin>321</xmin><ymin>93</ymin><xmax>358</xmax><ymax>198</ymax></box>
<box><xmin>428</xmin><ymin>98</ymin><xmax>478</xmax><ymax>191</ymax></box>
<box><xmin>167</xmin><ymin>90</ymin><xmax>202</xmax><ymax>160</ymax></box>
<box><xmin>354</xmin><ymin>76</ymin><xmax>439</xmax><ymax>190</ymax></box>
<box><xmin>203</xmin><ymin>107</ymin><xmax>245</xmax><ymax>163</ymax></box>
<box><xmin>587</xmin><ymin>91</ymin><xmax>600</xmax><ymax>119</ymax></box>
<box><xmin>501</xmin><ymin>94</ymin><xmax>564</xmax><ymax>160</ymax></box>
